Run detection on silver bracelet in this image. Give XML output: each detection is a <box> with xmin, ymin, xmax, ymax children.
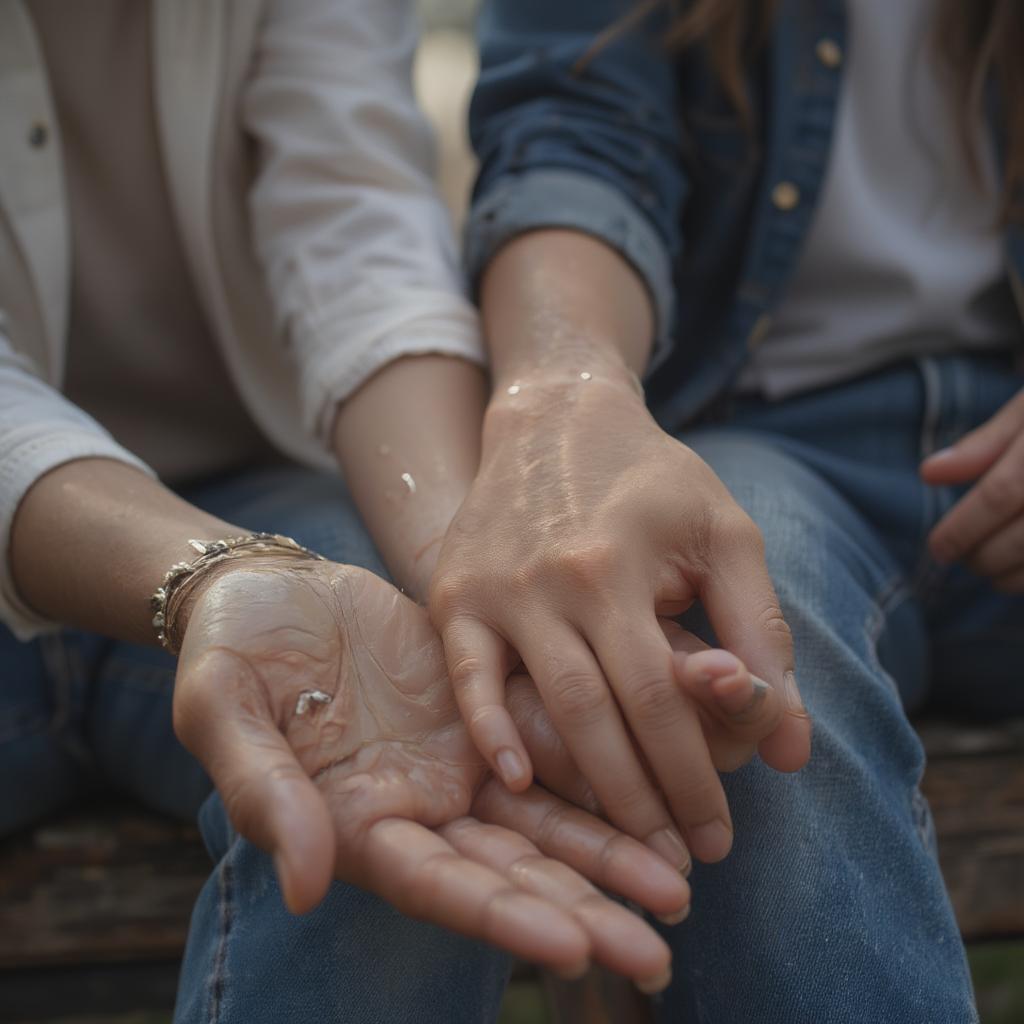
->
<box><xmin>151</xmin><ymin>532</ymin><xmax>325</xmax><ymax>654</ymax></box>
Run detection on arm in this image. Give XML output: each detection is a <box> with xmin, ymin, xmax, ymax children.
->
<box><xmin>10</xmin><ymin>452</ymin><xmax>688</xmax><ymax>982</ymax></box>
<box><xmin>429</xmin><ymin>2</ymin><xmax>811</xmax><ymax>870</ymax></box>
<box><xmin>331</xmin><ymin>354</ymin><xmax>486</xmax><ymax>600</ymax></box>
<box><xmin>244</xmin><ymin>0</ymin><xmax>488</xmax><ymax>596</ymax></box>
<box><xmin>0</xmin><ymin>322</ymin><xmax>166</xmax><ymax>640</ymax></box>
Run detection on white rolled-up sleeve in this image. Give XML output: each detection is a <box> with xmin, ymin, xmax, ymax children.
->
<box><xmin>244</xmin><ymin>0</ymin><xmax>485</xmax><ymax>444</ymax></box>
<box><xmin>0</xmin><ymin>320</ymin><xmax>153</xmax><ymax>639</ymax></box>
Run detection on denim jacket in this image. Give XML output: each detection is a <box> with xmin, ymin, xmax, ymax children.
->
<box><xmin>465</xmin><ymin>0</ymin><xmax>1024</xmax><ymax>430</ymax></box>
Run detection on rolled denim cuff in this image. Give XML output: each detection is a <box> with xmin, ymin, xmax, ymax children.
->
<box><xmin>465</xmin><ymin>169</ymin><xmax>676</xmax><ymax>374</ymax></box>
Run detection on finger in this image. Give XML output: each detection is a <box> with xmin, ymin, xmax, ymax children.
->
<box><xmin>673</xmin><ymin>647</ymin><xmax>783</xmax><ymax>744</ymax></box>
<box><xmin>440</xmin><ymin>817</ymin><xmax>672</xmax><ymax>990</ymax></box>
<box><xmin>660</xmin><ymin>622</ymin><xmax>758</xmax><ymax>770</ymax></box>
<box><xmin>921</xmin><ymin>391</ymin><xmax>1024</xmax><ymax>485</ymax></box>
<box><xmin>471</xmin><ymin>779</ymin><xmax>690</xmax><ymax>922</ymax></box>
<box><xmin>507</xmin><ymin>674</ymin><xmax>599</xmax><ymax>814</ymax></box>
<box><xmin>994</xmin><ymin>564</ymin><xmax>1024</xmax><ymax>593</ymax></box>
<box><xmin>442</xmin><ymin>615</ymin><xmax>533</xmax><ymax>791</ymax></box>
<box><xmin>697</xmin><ymin>521</ymin><xmax>812</xmax><ymax>774</ymax></box>
<box><xmin>174</xmin><ymin>648</ymin><xmax>335</xmax><ymax>914</ymax></box>
<box><xmin>360</xmin><ymin>817</ymin><xmax>591</xmax><ymax>975</ymax></box>
<box><xmin>928</xmin><ymin>433</ymin><xmax>1024</xmax><ymax>564</ymax></box>
<box><xmin>965</xmin><ymin>516</ymin><xmax>1024</xmax><ymax>579</ymax></box>
<box><xmin>511</xmin><ymin>619</ymin><xmax>691</xmax><ymax>874</ymax></box>
<box><xmin>587</xmin><ymin>614</ymin><xmax>734</xmax><ymax>864</ymax></box>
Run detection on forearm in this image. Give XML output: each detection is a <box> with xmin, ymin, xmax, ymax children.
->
<box><xmin>10</xmin><ymin>458</ymin><xmax>239</xmax><ymax>645</ymax></box>
<box><xmin>332</xmin><ymin>354</ymin><xmax>487</xmax><ymax>600</ymax></box>
<box><xmin>480</xmin><ymin>229</ymin><xmax>656</xmax><ymax>390</ymax></box>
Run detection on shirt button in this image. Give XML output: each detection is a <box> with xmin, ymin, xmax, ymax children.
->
<box><xmin>771</xmin><ymin>181</ymin><xmax>800</xmax><ymax>211</ymax></box>
<box><xmin>28</xmin><ymin>121</ymin><xmax>49</xmax><ymax>148</ymax></box>
<box><xmin>816</xmin><ymin>38</ymin><xmax>843</xmax><ymax>69</ymax></box>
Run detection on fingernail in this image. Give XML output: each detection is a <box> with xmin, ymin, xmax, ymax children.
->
<box><xmin>717</xmin><ymin>675</ymin><xmax>771</xmax><ymax>721</ymax></box>
<box><xmin>496</xmin><ymin>747</ymin><xmax>526</xmax><ymax>786</ymax></box>
<box><xmin>636</xmin><ymin>966</ymin><xmax>672</xmax><ymax>995</ymax></box>
<box><xmin>647</xmin><ymin>827</ymin><xmax>691</xmax><ymax>875</ymax></box>
<box><xmin>783</xmin><ymin>670</ymin><xmax>810</xmax><ymax>720</ymax></box>
<box><xmin>688</xmin><ymin>818</ymin><xmax>732</xmax><ymax>862</ymax></box>
<box><xmin>924</xmin><ymin>446</ymin><xmax>954</xmax><ymax>463</ymax></box>
<box><xmin>657</xmin><ymin>904</ymin><xmax>691</xmax><ymax>927</ymax></box>
<box><xmin>554</xmin><ymin>960</ymin><xmax>590</xmax><ymax>982</ymax></box>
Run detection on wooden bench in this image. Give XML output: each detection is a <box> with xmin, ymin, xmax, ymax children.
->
<box><xmin>2</xmin><ymin>718</ymin><xmax>1022</xmax><ymax>1023</ymax></box>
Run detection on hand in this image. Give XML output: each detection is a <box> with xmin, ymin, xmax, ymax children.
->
<box><xmin>430</xmin><ymin>374</ymin><xmax>811</xmax><ymax>870</ymax></box>
<box><xmin>922</xmin><ymin>386</ymin><xmax>1024</xmax><ymax>590</ymax></box>
<box><xmin>507</xmin><ymin>621</ymin><xmax>788</xmax><ymax>872</ymax></box>
<box><xmin>172</xmin><ymin>560</ymin><xmax>687</xmax><ymax>985</ymax></box>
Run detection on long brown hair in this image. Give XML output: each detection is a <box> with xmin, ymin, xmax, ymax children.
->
<box><xmin>577</xmin><ymin>0</ymin><xmax>1024</xmax><ymax>220</ymax></box>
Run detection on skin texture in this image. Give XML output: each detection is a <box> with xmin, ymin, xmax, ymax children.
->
<box><xmin>430</xmin><ymin>229</ymin><xmax>812</xmax><ymax>870</ymax></box>
<box><xmin>173</xmin><ymin>559</ymin><xmax>690</xmax><ymax>984</ymax></box>
<box><xmin>922</xmin><ymin>386</ymin><xmax>1024</xmax><ymax>590</ymax></box>
<box><xmin>9</xmin><ymin>370</ymin><xmax>790</xmax><ymax>983</ymax></box>
<box><xmin>11</xmin><ymin>459</ymin><xmax>693</xmax><ymax>984</ymax></box>
<box><xmin>332</xmin><ymin>354</ymin><xmax>488</xmax><ymax>600</ymax></box>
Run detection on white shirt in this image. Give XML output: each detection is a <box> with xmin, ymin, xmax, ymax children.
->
<box><xmin>0</xmin><ymin>0</ymin><xmax>485</xmax><ymax>638</ymax></box>
<box><xmin>739</xmin><ymin>0</ymin><xmax>1022</xmax><ymax>398</ymax></box>
<box><xmin>29</xmin><ymin>0</ymin><xmax>275</xmax><ymax>483</ymax></box>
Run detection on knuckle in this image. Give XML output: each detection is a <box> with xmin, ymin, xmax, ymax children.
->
<box><xmin>757</xmin><ymin>600</ymin><xmax>793</xmax><ymax>643</ymax></box>
<box><xmin>980</xmin><ymin>473</ymin><xmax>1024</xmax><ymax>517</ymax></box>
<box><xmin>603</xmin><ymin>775</ymin><xmax>658</xmax><ymax>819</ymax></box>
<box><xmin>670</xmin><ymin>776</ymin><xmax>724</xmax><ymax>818</ymax></box>
<box><xmin>968</xmin><ymin>547</ymin><xmax>1000</xmax><ymax>577</ymax></box>
<box><xmin>695</xmin><ymin>509</ymin><xmax>765</xmax><ymax>570</ymax></box>
<box><xmin>400</xmin><ymin>850</ymin><xmax>462</xmax><ymax>920</ymax></box>
<box><xmin>429</xmin><ymin>573</ymin><xmax>471</xmax><ymax>619</ymax></box>
<box><xmin>715</xmin><ymin>509</ymin><xmax>763</xmax><ymax>548</ymax></box>
<box><xmin>554</xmin><ymin>542</ymin><xmax>621</xmax><ymax>591</ymax></box>
<box><xmin>623</xmin><ymin>670</ymin><xmax>680</xmax><ymax>728</ymax></box>
<box><xmin>220</xmin><ymin>774</ymin><xmax>264</xmax><ymax>838</ymax></box>
<box><xmin>546</xmin><ymin>670</ymin><xmax>612</xmax><ymax>726</ymax></box>
<box><xmin>448</xmin><ymin>654</ymin><xmax>487</xmax><ymax>692</ymax></box>
<box><xmin>532</xmin><ymin>800</ymin><xmax>573</xmax><ymax>851</ymax></box>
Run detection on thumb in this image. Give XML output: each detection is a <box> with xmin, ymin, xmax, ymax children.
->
<box><xmin>921</xmin><ymin>394</ymin><xmax>1024</xmax><ymax>485</ymax></box>
<box><xmin>671</xmin><ymin>646</ymin><xmax>783</xmax><ymax>745</ymax></box>
<box><xmin>697</xmin><ymin>523</ymin><xmax>811</xmax><ymax>773</ymax></box>
<box><xmin>174</xmin><ymin>648</ymin><xmax>335</xmax><ymax>914</ymax></box>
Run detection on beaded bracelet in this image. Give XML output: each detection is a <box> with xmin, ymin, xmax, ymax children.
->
<box><xmin>151</xmin><ymin>532</ymin><xmax>325</xmax><ymax>654</ymax></box>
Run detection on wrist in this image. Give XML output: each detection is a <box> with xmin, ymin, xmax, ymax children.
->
<box><xmin>484</xmin><ymin>366</ymin><xmax>648</xmax><ymax>442</ymax></box>
<box><xmin>155</xmin><ymin>534</ymin><xmax>326</xmax><ymax>654</ymax></box>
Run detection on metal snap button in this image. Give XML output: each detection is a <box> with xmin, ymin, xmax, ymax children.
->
<box><xmin>816</xmin><ymin>38</ymin><xmax>843</xmax><ymax>69</ymax></box>
<box><xmin>771</xmin><ymin>181</ymin><xmax>800</xmax><ymax>211</ymax></box>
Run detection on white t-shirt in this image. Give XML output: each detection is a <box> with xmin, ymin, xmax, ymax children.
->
<box><xmin>739</xmin><ymin>0</ymin><xmax>1023</xmax><ymax>398</ymax></box>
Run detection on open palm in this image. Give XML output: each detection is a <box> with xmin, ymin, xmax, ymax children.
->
<box><xmin>172</xmin><ymin>560</ymin><xmax>686</xmax><ymax>984</ymax></box>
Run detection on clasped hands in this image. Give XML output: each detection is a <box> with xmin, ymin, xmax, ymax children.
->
<box><xmin>172</xmin><ymin>555</ymin><xmax>794</xmax><ymax>990</ymax></box>
<box><xmin>171</xmin><ymin>376</ymin><xmax>821</xmax><ymax>990</ymax></box>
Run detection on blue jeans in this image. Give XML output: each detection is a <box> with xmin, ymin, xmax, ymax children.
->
<box><xmin>2</xmin><ymin>355</ymin><xmax>1021</xmax><ymax>1022</ymax></box>
<box><xmin>653</xmin><ymin>353</ymin><xmax>1023</xmax><ymax>1023</ymax></box>
<box><xmin>0</xmin><ymin>464</ymin><xmax>508</xmax><ymax>1024</ymax></box>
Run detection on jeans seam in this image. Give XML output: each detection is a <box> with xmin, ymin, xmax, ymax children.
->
<box><xmin>206</xmin><ymin>840</ymin><xmax>237</xmax><ymax>1024</ymax></box>
<box><xmin>863</xmin><ymin>573</ymin><xmax>911</xmax><ymax>692</ymax></box>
